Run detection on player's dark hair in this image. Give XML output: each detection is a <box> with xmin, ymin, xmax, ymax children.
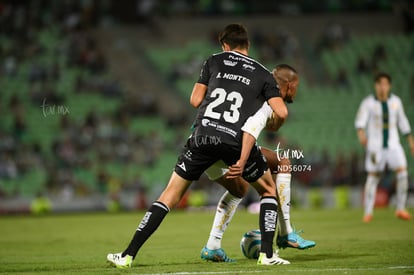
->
<box><xmin>374</xmin><ymin>72</ymin><xmax>392</xmax><ymax>83</ymax></box>
<box><xmin>219</xmin><ymin>23</ymin><xmax>249</xmax><ymax>50</ymax></box>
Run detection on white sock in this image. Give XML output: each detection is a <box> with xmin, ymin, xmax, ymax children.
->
<box><xmin>276</xmin><ymin>173</ymin><xmax>293</xmax><ymax>236</ymax></box>
<box><xmin>206</xmin><ymin>191</ymin><xmax>242</xmax><ymax>250</ymax></box>
<box><xmin>364</xmin><ymin>174</ymin><xmax>380</xmax><ymax>216</ymax></box>
<box><xmin>396</xmin><ymin>170</ymin><xmax>408</xmax><ymax>211</ymax></box>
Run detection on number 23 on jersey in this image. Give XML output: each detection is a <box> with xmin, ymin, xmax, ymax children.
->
<box><xmin>204</xmin><ymin>88</ymin><xmax>243</xmax><ymax>124</ymax></box>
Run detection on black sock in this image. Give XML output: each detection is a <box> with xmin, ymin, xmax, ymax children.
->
<box><xmin>122</xmin><ymin>201</ymin><xmax>170</xmax><ymax>258</ymax></box>
<box><xmin>259</xmin><ymin>197</ymin><xmax>278</xmax><ymax>258</ymax></box>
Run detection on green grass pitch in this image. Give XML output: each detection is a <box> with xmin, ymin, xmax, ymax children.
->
<box><xmin>0</xmin><ymin>208</ymin><xmax>413</xmax><ymax>275</ymax></box>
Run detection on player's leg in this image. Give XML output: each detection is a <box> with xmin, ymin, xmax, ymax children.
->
<box><xmin>262</xmin><ymin>148</ymin><xmax>293</xmax><ymax>234</ymax></box>
<box><xmin>107</xmin><ymin>137</ymin><xmax>214</xmax><ymax>268</ymax></box>
<box><xmin>107</xmin><ymin>172</ymin><xmax>192</xmax><ymax>268</ymax></box>
<box><xmin>363</xmin><ymin>172</ymin><xmax>380</xmax><ymax>222</ymax></box>
<box><xmin>250</xmin><ymin>172</ymin><xmax>289</xmax><ymax>265</ymax></box>
<box><xmin>261</xmin><ymin>147</ymin><xmax>315</xmax><ymax>249</ymax></box>
<box><xmin>389</xmin><ymin>146</ymin><xmax>411</xmax><ymax>220</ymax></box>
<box><xmin>363</xmin><ymin>151</ymin><xmax>383</xmax><ymax>222</ymax></box>
<box><xmin>242</xmin><ymin>146</ymin><xmax>289</xmax><ymax>265</ymax></box>
<box><xmin>395</xmin><ymin>167</ymin><xmax>410</xmax><ymax>220</ymax></box>
<box><xmin>201</xmin><ymin>161</ymin><xmax>249</xmax><ymax>262</ymax></box>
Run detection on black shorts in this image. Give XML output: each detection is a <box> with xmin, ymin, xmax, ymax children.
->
<box><xmin>174</xmin><ymin>135</ymin><xmax>267</xmax><ymax>182</ymax></box>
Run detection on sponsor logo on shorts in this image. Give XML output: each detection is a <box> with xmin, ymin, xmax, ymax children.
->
<box><xmin>242</xmin><ymin>161</ymin><xmax>261</xmax><ymax>181</ymax></box>
<box><xmin>184</xmin><ymin>150</ymin><xmax>192</xmax><ymax>161</ymax></box>
<box><xmin>244</xmin><ymin>169</ymin><xmax>259</xmax><ymax>182</ymax></box>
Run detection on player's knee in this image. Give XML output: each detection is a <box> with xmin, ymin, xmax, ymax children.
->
<box><xmin>396</xmin><ymin>169</ymin><xmax>408</xmax><ymax>181</ymax></box>
<box><xmin>157</xmin><ymin>196</ymin><xmax>179</xmax><ymax>209</ymax></box>
<box><xmin>216</xmin><ymin>177</ymin><xmax>248</xmax><ymax>198</ymax></box>
<box><xmin>395</xmin><ymin>167</ymin><xmax>407</xmax><ymax>174</ymax></box>
<box><xmin>261</xmin><ymin>187</ymin><xmax>276</xmax><ymax>198</ymax></box>
<box><xmin>229</xmin><ymin>178</ymin><xmax>249</xmax><ymax>198</ymax></box>
<box><xmin>158</xmin><ymin>172</ymin><xmax>192</xmax><ymax>208</ymax></box>
<box><xmin>368</xmin><ymin>172</ymin><xmax>380</xmax><ymax>178</ymax></box>
<box><xmin>253</xmin><ymin>172</ymin><xmax>276</xmax><ymax>197</ymax></box>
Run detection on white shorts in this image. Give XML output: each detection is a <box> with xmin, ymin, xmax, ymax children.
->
<box><xmin>365</xmin><ymin>145</ymin><xmax>407</xmax><ymax>173</ymax></box>
<box><xmin>205</xmin><ymin>160</ymin><xmax>228</xmax><ymax>181</ymax></box>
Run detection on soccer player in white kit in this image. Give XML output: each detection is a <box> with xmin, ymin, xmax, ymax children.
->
<box><xmin>355</xmin><ymin>73</ymin><xmax>414</xmax><ymax>222</ymax></box>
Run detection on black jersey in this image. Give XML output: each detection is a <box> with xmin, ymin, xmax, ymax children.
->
<box><xmin>194</xmin><ymin>51</ymin><xmax>280</xmax><ymax>148</ymax></box>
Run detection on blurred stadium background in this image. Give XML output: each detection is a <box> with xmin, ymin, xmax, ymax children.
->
<box><xmin>0</xmin><ymin>0</ymin><xmax>413</xmax><ymax>214</ymax></box>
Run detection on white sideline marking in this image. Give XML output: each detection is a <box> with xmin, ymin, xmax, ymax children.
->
<box><xmin>135</xmin><ymin>265</ymin><xmax>414</xmax><ymax>275</ymax></box>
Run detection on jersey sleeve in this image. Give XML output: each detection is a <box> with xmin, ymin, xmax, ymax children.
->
<box><xmin>262</xmin><ymin>73</ymin><xmax>281</xmax><ymax>101</ymax></box>
<box><xmin>355</xmin><ymin>97</ymin><xmax>370</xmax><ymax>129</ymax></box>
<box><xmin>241</xmin><ymin>102</ymin><xmax>273</xmax><ymax>140</ymax></box>
<box><xmin>396</xmin><ymin>97</ymin><xmax>412</xmax><ymax>135</ymax></box>
<box><xmin>197</xmin><ymin>57</ymin><xmax>211</xmax><ymax>85</ymax></box>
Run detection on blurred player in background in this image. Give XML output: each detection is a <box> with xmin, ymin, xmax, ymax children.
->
<box><xmin>107</xmin><ymin>23</ymin><xmax>291</xmax><ymax>268</ymax></box>
<box><xmin>355</xmin><ymin>73</ymin><xmax>414</xmax><ymax>222</ymax></box>
<box><xmin>200</xmin><ymin>65</ymin><xmax>316</xmax><ymax>262</ymax></box>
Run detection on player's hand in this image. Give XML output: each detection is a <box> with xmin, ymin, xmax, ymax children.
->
<box><xmin>357</xmin><ymin>129</ymin><xmax>367</xmax><ymax>147</ymax></box>
<box><xmin>226</xmin><ymin>160</ymin><xmax>246</xmax><ymax>179</ymax></box>
<box><xmin>359</xmin><ymin>136</ymin><xmax>367</xmax><ymax>147</ymax></box>
<box><xmin>409</xmin><ymin>141</ymin><xmax>414</xmax><ymax>156</ymax></box>
<box><xmin>265</xmin><ymin>112</ymin><xmax>285</xmax><ymax>131</ymax></box>
<box><xmin>407</xmin><ymin>135</ymin><xmax>414</xmax><ymax>156</ymax></box>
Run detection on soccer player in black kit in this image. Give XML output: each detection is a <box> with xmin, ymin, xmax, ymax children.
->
<box><xmin>107</xmin><ymin>23</ymin><xmax>290</xmax><ymax>268</ymax></box>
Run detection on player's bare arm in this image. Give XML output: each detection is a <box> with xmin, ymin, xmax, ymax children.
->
<box><xmin>190</xmin><ymin>83</ymin><xmax>208</xmax><ymax>108</ymax></box>
<box><xmin>357</xmin><ymin>128</ymin><xmax>368</xmax><ymax>147</ymax></box>
<box><xmin>227</xmin><ymin>132</ymin><xmax>256</xmax><ymax>179</ymax></box>
<box><xmin>407</xmin><ymin>134</ymin><xmax>414</xmax><ymax>155</ymax></box>
<box><xmin>225</xmin><ymin>135</ymin><xmax>291</xmax><ymax>179</ymax></box>
<box><xmin>266</xmin><ymin>98</ymin><xmax>288</xmax><ymax>131</ymax></box>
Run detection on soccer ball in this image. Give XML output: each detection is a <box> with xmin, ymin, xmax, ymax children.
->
<box><xmin>240</xmin><ymin>229</ymin><xmax>261</xmax><ymax>259</ymax></box>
